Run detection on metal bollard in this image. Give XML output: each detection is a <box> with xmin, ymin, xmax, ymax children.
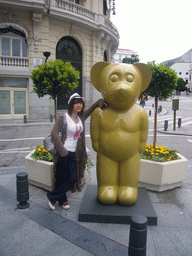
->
<box><xmin>16</xmin><ymin>172</ymin><xmax>30</xmax><ymax>209</ymax></box>
<box><xmin>149</xmin><ymin>110</ymin><xmax>151</xmax><ymax>116</ymax></box>
<box><xmin>178</xmin><ymin>118</ymin><xmax>182</xmax><ymax>127</ymax></box>
<box><xmin>164</xmin><ymin>120</ymin><xmax>168</xmax><ymax>131</ymax></box>
<box><xmin>128</xmin><ymin>215</ymin><xmax>148</xmax><ymax>256</ymax></box>
<box><xmin>24</xmin><ymin>115</ymin><xmax>27</xmax><ymax>123</ymax></box>
<box><xmin>50</xmin><ymin>114</ymin><xmax>53</xmax><ymax>122</ymax></box>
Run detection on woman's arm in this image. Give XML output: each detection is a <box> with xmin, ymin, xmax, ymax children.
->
<box><xmin>51</xmin><ymin>115</ymin><xmax>68</xmax><ymax>157</ymax></box>
<box><xmin>82</xmin><ymin>99</ymin><xmax>107</xmax><ymax>121</ymax></box>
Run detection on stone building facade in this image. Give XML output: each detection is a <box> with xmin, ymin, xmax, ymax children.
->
<box><xmin>112</xmin><ymin>48</ymin><xmax>139</xmax><ymax>64</ymax></box>
<box><xmin>162</xmin><ymin>49</ymin><xmax>192</xmax><ymax>92</ymax></box>
<box><xmin>0</xmin><ymin>0</ymin><xmax>119</xmax><ymax>120</ymax></box>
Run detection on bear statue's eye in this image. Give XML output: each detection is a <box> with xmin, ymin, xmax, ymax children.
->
<box><xmin>110</xmin><ymin>74</ymin><xmax>118</xmax><ymax>82</ymax></box>
<box><xmin>126</xmin><ymin>75</ymin><xmax>134</xmax><ymax>83</ymax></box>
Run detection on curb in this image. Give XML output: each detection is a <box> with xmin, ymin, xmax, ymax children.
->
<box><xmin>157</xmin><ymin>129</ymin><xmax>192</xmax><ymax>137</ymax></box>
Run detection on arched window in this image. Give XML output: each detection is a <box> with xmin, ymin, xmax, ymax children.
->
<box><xmin>0</xmin><ymin>27</ymin><xmax>27</xmax><ymax>58</ymax></box>
<box><xmin>56</xmin><ymin>36</ymin><xmax>82</xmax><ymax>109</ymax></box>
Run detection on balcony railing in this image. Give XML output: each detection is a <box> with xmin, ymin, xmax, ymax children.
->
<box><xmin>55</xmin><ymin>0</ymin><xmax>95</xmax><ymax>21</ymax></box>
<box><xmin>0</xmin><ymin>56</ymin><xmax>29</xmax><ymax>67</ymax></box>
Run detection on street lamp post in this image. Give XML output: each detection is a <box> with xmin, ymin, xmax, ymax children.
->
<box><xmin>43</xmin><ymin>52</ymin><xmax>51</xmax><ymax>63</ymax></box>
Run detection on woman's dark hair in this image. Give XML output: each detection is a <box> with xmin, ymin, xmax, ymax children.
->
<box><xmin>68</xmin><ymin>97</ymin><xmax>84</xmax><ymax>117</ymax></box>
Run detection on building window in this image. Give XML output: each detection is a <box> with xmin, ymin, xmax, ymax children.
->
<box><xmin>104</xmin><ymin>50</ymin><xmax>108</xmax><ymax>62</ymax></box>
<box><xmin>119</xmin><ymin>54</ymin><xmax>121</xmax><ymax>60</ymax></box>
<box><xmin>179</xmin><ymin>72</ymin><xmax>182</xmax><ymax>75</ymax></box>
<box><xmin>0</xmin><ymin>28</ymin><xmax>27</xmax><ymax>58</ymax></box>
<box><xmin>186</xmin><ymin>72</ymin><xmax>188</xmax><ymax>75</ymax></box>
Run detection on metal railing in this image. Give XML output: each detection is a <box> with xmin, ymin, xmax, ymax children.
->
<box><xmin>55</xmin><ymin>0</ymin><xmax>95</xmax><ymax>21</ymax></box>
<box><xmin>0</xmin><ymin>56</ymin><xmax>29</xmax><ymax>67</ymax></box>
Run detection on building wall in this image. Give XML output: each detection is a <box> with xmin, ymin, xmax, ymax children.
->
<box><xmin>112</xmin><ymin>48</ymin><xmax>139</xmax><ymax>64</ymax></box>
<box><xmin>170</xmin><ymin>63</ymin><xmax>191</xmax><ymax>85</ymax></box>
<box><xmin>0</xmin><ymin>0</ymin><xmax>119</xmax><ymax>119</ymax></box>
<box><xmin>188</xmin><ymin>64</ymin><xmax>192</xmax><ymax>91</ymax></box>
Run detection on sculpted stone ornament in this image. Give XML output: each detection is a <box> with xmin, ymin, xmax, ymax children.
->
<box><xmin>90</xmin><ymin>62</ymin><xmax>152</xmax><ymax>205</ymax></box>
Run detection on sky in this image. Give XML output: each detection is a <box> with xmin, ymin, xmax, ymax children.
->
<box><xmin>111</xmin><ymin>0</ymin><xmax>192</xmax><ymax>64</ymax></box>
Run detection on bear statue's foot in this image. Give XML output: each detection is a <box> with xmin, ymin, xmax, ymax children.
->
<box><xmin>118</xmin><ymin>186</ymin><xmax>138</xmax><ymax>205</ymax></box>
<box><xmin>98</xmin><ymin>186</ymin><xmax>118</xmax><ymax>205</ymax></box>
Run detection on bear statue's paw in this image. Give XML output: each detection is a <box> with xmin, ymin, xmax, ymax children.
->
<box><xmin>98</xmin><ymin>186</ymin><xmax>118</xmax><ymax>205</ymax></box>
<box><xmin>118</xmin><ymin>186</ymin><xmax>138</xmax><ymax>205</ymax></box>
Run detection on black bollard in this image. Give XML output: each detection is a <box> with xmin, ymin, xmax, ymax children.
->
<box><xmin>50</xmin><ymin>114</ymin><xmax>53</xmax><ymax>122</ymax></box>
<box><xmin>16</xmin><ymin>172</ymin><xmax>30</xmax><ymax>209</ymax></box>
<box><xmin>178</xmin><ymin>118</ymin><xmax>182</xmax><ymax>127</ymax></box>
<box><xmin>128</xmin><ymin>215</ymin><xmax>148</xmax><ymax>256</ymax></box>
<box><xmin>24</xmin><ymin>115</ymin><xmax>27</xmax><ymax>123</ymax></box>
<box><xmin>149</xmin><ymin>110</ymin><xmax>151</xmax><ymax>116</ymax></box>
<box><xmin>164</xmin><ymin>120</ymin><xmax>168</xmax><ymax>131</ymax></box>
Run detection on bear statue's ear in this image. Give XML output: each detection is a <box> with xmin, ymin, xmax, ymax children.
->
<box><xmin>133</xmin><ymin>63</ymin><xmax>152</xmax><ymax>93</ymax></box>
<box><xmin>91</xmin><ymin>62</ymin><xmax>111</xmax><ymax>92</ymax></box>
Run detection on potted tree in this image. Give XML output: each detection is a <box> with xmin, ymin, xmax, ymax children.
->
<box><xmin>138</xmin><ymin>62</ymin><xmax>188</xmax><ymax>191</ymax></box>
<box><xmin>31</xmin><ymin>59</ymin><xmax>79</xmax><ymax>120</ymax></box>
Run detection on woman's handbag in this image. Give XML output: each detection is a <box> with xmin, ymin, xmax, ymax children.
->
<box><xmin>43</xmin><ymin>134</ymin><xmax>57</xmax><ymax>155</ymax></box>
<box><xmin>43</xmin><ymin>114</ymin><xmax>67</xmax><ymax>155</ymax></box>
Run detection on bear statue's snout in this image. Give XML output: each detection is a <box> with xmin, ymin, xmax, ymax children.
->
<box><xmin>117</xmin><ymin>88</ymin><xmax>129</xmax><ymax>96</ymax></box>
<box><xmin>112</xmin><ymin>83</ymin><xmax>133</xmax><ymax>99</ymax></box>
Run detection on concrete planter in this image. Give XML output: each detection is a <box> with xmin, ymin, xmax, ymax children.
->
<box><xmin>138</xmin><ymin>153</ymin><xmax>188</xmax><ymax>192</ymax></box>
<box><xmin>25</xmin><ymin>150</ymin><xmax>54</xmax><ymax>191</ymax></box>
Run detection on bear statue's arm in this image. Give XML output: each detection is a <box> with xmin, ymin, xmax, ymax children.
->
<box><xmin>90</xmin><ymin>108</ymin><xmax>100</xmax><ymax>152</ymax></box>
<box><xmin>139</xmin><ymin>110</ymin><xmax>149</xmax><ymax>153</ymax></box>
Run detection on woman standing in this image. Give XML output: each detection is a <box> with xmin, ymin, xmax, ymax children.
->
<box><xmin>46</xmin><ymin>93</ymin><xmax>105</xmax><ymax>210</ymax></box>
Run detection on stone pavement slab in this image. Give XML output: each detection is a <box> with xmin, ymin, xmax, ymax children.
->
<box><xmin>0</xmin><ymin>185</ymin><xmax>128</xmax><ymax>256</ymax></box>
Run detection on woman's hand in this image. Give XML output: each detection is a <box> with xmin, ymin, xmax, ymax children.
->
<box><xmin>97</xmin><ymin>99</ymin><xmax>108</xmax><ymax>109</ymax></box>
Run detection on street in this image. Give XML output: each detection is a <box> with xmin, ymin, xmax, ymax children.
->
<box><xmin>0</xmin><ymin>95</ymin><xmax>192</xmax><ymax>168</ymax></box>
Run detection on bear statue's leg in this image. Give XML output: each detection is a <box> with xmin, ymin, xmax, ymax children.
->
<box><xmin>97</xmin><ymin>152</ymin><xmax>118</xmax><ymax>205</ymax></box>
<box><xmin>118</xmin><ymin>152</ymin><xmax>140</xmax><ymax>205</ymax></box>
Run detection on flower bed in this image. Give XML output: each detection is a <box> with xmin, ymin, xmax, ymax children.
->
<box><xmin>139</xmin><ymin>145</ymin><xmax>188</xmax><ymax>191</ymax></box>
<box><xmin>141</xmin><ymin>144</ymin><xmax>180</xmax><ymax>162</ymax></box>
<box><xmin>25</xmin><ymin>149</ymin><xmax>54</xmax><ymax>191</ymax></box>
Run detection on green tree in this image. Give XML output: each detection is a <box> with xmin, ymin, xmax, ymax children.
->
<box><xmin>122</xmin><ymin>57</ymin><xmax>132</xmax><ymax>64</ymax></box>
<box><xmin>143</xmin><ymin>61</ymin><xmax>178</xmax><ymax>149</ymax></box>
<box><xmin>176</xmin><ymin>77</ymin><xmax>187</xmax><ymax>92</ymax></box>
<box><xmin>122</xmin><ymin>54</ymin><xmax>139</xmax><ymax>64</ymax></box>
<box><xmin>31</xmin><ymin>60</ymin><xmax>79</xmax><ymax>120</ymax></box>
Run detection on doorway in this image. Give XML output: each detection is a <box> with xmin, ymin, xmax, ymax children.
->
<box><xmin>56</xmin><ymin>36</ymin><xmax>82</xmax><ymax>109</ymax></box>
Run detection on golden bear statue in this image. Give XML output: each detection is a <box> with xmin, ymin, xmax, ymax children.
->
<box><xmin>90</xmin><ymin>62</ymin><xmax>152</xmax><ymax>205</ymax></box>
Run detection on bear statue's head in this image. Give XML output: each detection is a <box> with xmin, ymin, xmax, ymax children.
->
<box><xmin>91</xmin><ymin>62</ymin><xmax>152</xmax><ymax>111</ymax></box>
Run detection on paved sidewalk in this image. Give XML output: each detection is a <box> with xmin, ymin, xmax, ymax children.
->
<box><xmin>0</xmin><ymin>106</ymin><xmax>192</xmax><ymax>255</ymax></box>
<box><xmin>0</xmin><ymin>160</ymin><xmax>192</xmax><ymax>255</ymax></box>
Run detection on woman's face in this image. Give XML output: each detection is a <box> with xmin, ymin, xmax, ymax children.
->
<box><xmin>73</xmin><ymin>101</ymin><xmax>83</xmax><ymax>113</ymax></box>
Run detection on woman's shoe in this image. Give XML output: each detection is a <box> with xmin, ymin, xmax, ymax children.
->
<box><xmin>46</xmin><ymin>194</ymin><xmax>55</xmax><ymax>210</ymax></box>
<box><xmin>61</xmin><ymin>201</ymin><xmax>70</xmax><ymax>210</ymax></box>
